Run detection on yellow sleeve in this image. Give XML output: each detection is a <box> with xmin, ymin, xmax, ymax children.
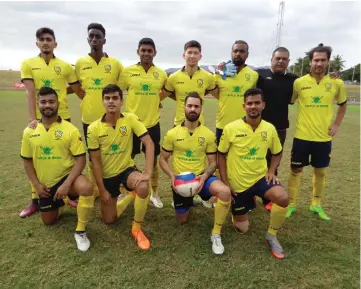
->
<box><xmin>161</xmin><ymin>130</ymin><xmax>174</xmax><ymax>152</ymax></box>
<box><xmin>66</xmin><ymin>63</ymin><xmax>78</xmax><ymax>84</ymax></box>
<box><xmin>164</xmin><ymin>75</ymin><xmax>175</xmax><ymax>92</ymax></box>
<box><xmin>336</xmin><ymin>80</ymin><xmax>347</xmax><ymax>104</ymax></box>
<box><xmin>206</xmin><ymin>72</ymin><xmax>216</xmax><ymax>90</ymax></box>
<box><xmin>75</xmin><ymin>60</ymin><xmax>81</xmax><ymax>82</ymax></box>
<box><xmin>115</xmin><ymin>59</ymin><xmax>124</xmax><ymax>82</ymax></box>
<box><xmin>87</xmin><ymin>124</ymin><xmax>100</xmax><ymax>151</ymax></box>
<box><xmin>118</xmin><ymin>70</ymin><xmax>129</xmax><ymax>91</ymax></box>
<box><xmin>291</xmin><ymin>79</ymin><xmax>299</xmax><ymax>104</ymax></box>
<box><xmin>20</xmin><ymin>129</ymin><xmax>32</xmax><ymax>159</ymax></box>
<box><xmin>253</xmin><ymin>72</ymin><xmax>259</xmax><ymax>88</ymax></box>
<box><xmin>130</xmin><ymin>114</ymin><xmax>148</xmax><ymax>137</ymax></box>
<box><xmin>20</xmin><ymin>60</ymin><xmax>33</xmax><ymax>81</ymax></box>
<box><xmin>70</xmin><ymin>128</ymin><xmax>86</xmax><ymax>156</ymax></box>
<box><xmin>270</xmin><ymin>126</ymin><xmax>282</xmax><ymax>155</ymax></box>
<box><xmin>206</xmin><ymin>132</ymin><xmax>217</xmax><ymax>154</ymax></box>
<box><xmin>217</xmin><ymin>126</ymin><xmax>231</xmax><ymax>153</ymax></box>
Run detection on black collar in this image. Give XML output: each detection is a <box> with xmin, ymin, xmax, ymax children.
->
<box><xmin>100</xmin><ymin>113</ymin><xmax>124</xmax><ymax>122</ymax></box>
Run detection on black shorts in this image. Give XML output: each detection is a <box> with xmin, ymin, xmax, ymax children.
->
<box><xmin>216</xmin><ymin>128</ymin><xmax>223</xmax><ymax>146</ymax></box>
<box><xmin>291</xmin><ymin>138</ymin><xmax>332</xmax><ymax>168</ymax></box>
<box><xmin>103</xmin><ymin>167</ymin><xmax>139</xmax><ymax>198</ymax></box>
<box><xmin>38</xmin><ymin>175</ymin><xmax>76</xmax><ymax>212</ymax></box>
<box><xmin>266</xmin><ymin>129</ymin><xmax>287</xmax><ymax>175</ymax></box>
<box><xmin>232</xmin><ymin>177</ymin><xmax>281</xmax><ymax>215</ymax></box>
<box><xmin>132</xmin><ymin>122</ymin><xmax>161</xmax><ymax>157</ymax></box>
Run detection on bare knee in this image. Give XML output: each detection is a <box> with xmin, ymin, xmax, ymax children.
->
<box><xmin>40</xmin><ymin>213</ymin><xmax>57</xmax><ymax>226</ymax></box>
<box><xmin>81</xmin><ymin>181</ymin><xmax>93</xmax><ymax>197</ymax></box>
<box><xmin>135</xmin><ymin>182</ymin><xmax>149</xmax><ymax>198</ymax></box>
<box><xmin>275</xmin><ymin>195</ymin><xmax>289</xmax><ymax>208</ymax></box>
<box><xmin>233</xmin><ymin>219</ymin><xmax>249</xmax><ymax>233</ymax></box>
<box><xmin>291</xmin><ymin>167</ymin><xmax>303</xmax><ymax>174</ymax></box>
<box><xmin>102</xmin><ymin>217</ymin><xmax>117</xmax><ymax>225</ymax></box>
<box><xmin>176</xmin><ymin>211</ymin><xmax>189</xmax><ymax>224</ymax></box>
<box><xmin>217</xmin><ymin>185</ymin><xmax>231</xmax><ymax>202</ymax></box>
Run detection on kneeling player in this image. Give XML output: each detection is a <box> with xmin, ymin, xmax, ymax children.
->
<box><xmin>87</xmin><ymin>84</ymin><xmax>155</xmax><ymax>250</ymax></box>
<box><xmin>218</xmin><ymin>88</ymin><xmax>289</xmax><ymax>259</ymax></box>
<box><xmin>20</xmin><ymin>87</ymin><xmax>94</xmax><ymax>252</ymax></box>
<box><xmin>159</xmin><ymin>92</ymin><xmax>231</xmax><ymax>255</ymax></box>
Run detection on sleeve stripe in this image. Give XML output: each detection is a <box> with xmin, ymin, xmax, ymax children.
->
<box><xmin>163</xmin><ymin>87</ymin><xmax>174</xmax><ymax>93</ymax></box>
<box><xmin>138</xmin><ymin>131</ymin><xmax>149</xmax><ymax>139</ymax></box>
<box><xmin>162</xmin><ymin>147</ymin><xmax>173</xmax><ymax>153</ymax></box>
<box><xmin>205</xmin><ymin>86</ymin><xmax>217</xmax><ymax>92</ymax></box>
<box><xmin>20</xmin><ymin>155</ymin><xmax>32</xmax><ymax>160</ymax></box>
<box><xmin>206</xmin><ymin>151</ymin><xmax>217</xmax><ymax>155</ymax></box>
<box><xmin>217</xmin><ymin>149</ymin><xmax>227</xmax><ymax>154</ymax></box>
<box><xmin>72</xmin><ymin>153</ymin><xmax>86</xmax><ymax>157</ymax></box>
<box><xmin>272</xmin><ymin>149</ymin><xmax>283</xmax><ymax>156</ymax></box>
<box><xmin>88</xmin><ymin>148</ymin><xmax>100</xmax><ymax>152</ymax></box>
<box><xmin>68</xmin><ymin>80</ymin><xmax>80</xmax><ymax>85</ymax></box>
<box><xmin>337</xmin><ymin>100</ymin><xmax>347</xmax><ymax>105</ymax></box>
<box><xmin>21</xmin><ymin>78</ymin><xmax>33</xmax><ymax>83</ymax></box>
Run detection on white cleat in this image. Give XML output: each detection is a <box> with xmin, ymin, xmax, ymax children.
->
<box><xmin>193</xmin><ymin>195</ymin><xmax>202</xmax><ymax>205</ymax></box>
<box><xmin>211</xmin><ymin>234</ymin><xmax>224</xmax><ymax>255</ymax></box>
<box><xmin>202</xmin><ymin>199</ymin><xmax>214</xmax><ymax>209</ymax></box>
<box><xmin>150</xmin><ymin>194</ymin><xmax>164</xmax><ymax>209</ymax></box>
<box><xmin>74</xmin><ymin>232</ymin><xmax>90</xmax><ymax>252</ymax></box>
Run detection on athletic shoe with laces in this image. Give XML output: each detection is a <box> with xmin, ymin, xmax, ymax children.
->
<box><xmin>309</xmin><ymin>205</ymin><xmax>330</xmax><ymax>221</ymax></box>
<box><xmin>286</xmin><ymin>204</ymin><xmax>296</xmax><ymax>218</ymax></box>
<box><xmin>131</xmin><ymin>227</ymin><xmax>150</xmax><ymax>250</ymax></box>
<box><xmin>19</xmin><ymin>201</ymin><xmax>39</xmax><ymax>218</ymax></box>
<box><xmin>74</xmin><ymin>232</ymin><xmax>90</xmax><ymax>252</ymax></box>
<box><xmin>150</xmin><ymin>193</ymin><xmax>163</xmax><ymax>208</ymax></box>
<box><xmin>265</xmin><ymin>232</ymin><xmax>285</xmax><ymax>259</ymax></box>
<box><xmin>211</xmin><ymin>234</ymin><xmax>224</xmax><ymax>255</ymax></box>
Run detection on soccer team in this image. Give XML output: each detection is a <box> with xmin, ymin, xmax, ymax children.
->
<box><xmin>19</xmin><ymin>23</ymin><xmax>347</xmax><ymax>259</ymax></box>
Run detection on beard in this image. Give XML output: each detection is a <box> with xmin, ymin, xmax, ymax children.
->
<box><xmin>247</xmin><ymin>111</ymin><xmax>261</xmax><ymax>119</ymax></box>
<box><xmin>233</xmin><ymin>58</ymin><xmax>245</xmax><ymax>66</ymax></box>
<box><xmin>185</xmin><ymin>112</ymin><xmax>200</xmax><ymax>122</ymax></box>
<box><xmin>40</xmin><ymin>108</ymin><xmax>58</xmax><ymax>118</ymax></box>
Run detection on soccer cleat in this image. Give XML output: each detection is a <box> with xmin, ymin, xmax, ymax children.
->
<box><xmin>286</xmin><ymin>204</ymin><xmax>296</xmax><ymax>218</ymax></box>
<box><xmin>265</xmin><ymin>232</ymin><xmax>285</xmax><ymax>259</ymax></box>
<box><xmin>68</xmin><ymin>199</ymin><xmax>78</xmax><ymax>208</ymax></box>
<box><xmin>211</xmin><ymin>234</ymin><xmax>224</xmax><ymax>255</ymax></box>
<box><xmin>19</xmin><ymin>201</ymin><xmax>39</xmax><ymax>218</ymax></box>
<box><xmin>201</xmin><ymin>199</ymin><xmax>214</xmax><ymax>209</ymax></box>
<box><xmin>131</xmin><ymin>228</ymin><xmax>150</xmax><ymax>250</ymax></box>
<box><xmin>264</xmin><ymin>202</ymin><xmax>273</xmax><ymax>211</ymax></box>
<box><xmin>309</xmin><ymin>205</ymin><xmax>330</xmax><ymax>221</ymax></box>
<box><xmin>150</xmin><ymin>193</ymin><xmax>163</xmax><ymax>209</ymax></box>
<box><xmin>193</xmin><ymin>195</ymin><xmax>202</xmax><ymax>205</ymax></box>
<box><xmin>74</xmin><ymin>232</ymin><xmax>90</xmax><ymax>252</ymax></box>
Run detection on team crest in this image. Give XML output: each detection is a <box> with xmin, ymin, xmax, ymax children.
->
<box><xmin>153</xmin><ymin>72</ymin><xmax>159</xmax><ymax>79</ymax></box>
<box><xmin>54</xmin><ymin>66</ymin><xmax>61</xmax><ymax>75</ymax></box>
<box><xmin>198</xmin><ymin>136</ymin><xmax>205</xmax><ymax>146</ymax></box>
<box><xmin>104</xmin><ymin>64</ymin><xmax>111</xmax><ymax>73</ymax></box>
<box><xmin>120</xmin><ymin>126</ymin><xmax>127</xmax><ymax>136</ymax></box>
<box><xmin>261</xmin><ymin>131</ymin><xmax>267</xmax><ymax>141</ymax></box>
<box><xmin>54</xmin><ymin>130</ymin><xmax>63</xmax><ymax>140</ymax></box>
<box><xmin>245</xmin><ymin>73</ymin><xmax>251</xmax><ymax>81</ymax></box>
<box><xmin>325</xmin><ymin>83</ymin><xmax>332</xmax><ymax>92</ymax></box>
<box><xmin>197</xmin><ymin>79</ymin><xmax>203</xmax><ymax>87</ymax></box>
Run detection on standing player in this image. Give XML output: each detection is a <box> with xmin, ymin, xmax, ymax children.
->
<box><xmin>159</xmin><ymin>92</ymin><xmax>231</xmax><ymax>255</ymax></box>
<box><xmin>87</xmin><ymin>84</ymin><xmax>154</xmax><ymax>250</ymax></box>
<box><xmin>218</xmin><ymin>88</ymin><xmax>289</xmax><ymax>259</ymax></box>
<box><xmin>20</xmin><ymin>87</ymin><xmax>94</xmax><ymax>252</ymax></box>
<box><xmin>287</xmin><ymin>44</ymin><xmax>347</xmax><ymax>220</ymax></box>
<box><xmin>117</xmin><ymin>38</ymin><xmax>167</xmax><ymax>208</ymax></box>
<box><xmin>20</xmin><ymin>27</ymin><xmax>83</xmax><ymax>217</ymax></box>
<box><xmin>75</xmin><ymin>23</ymin><xmax>123</xmax><ymax>197</ymax></box>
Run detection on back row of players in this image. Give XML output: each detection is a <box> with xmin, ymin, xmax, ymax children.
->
<box><xmin>19</xmin><ymin>23</ymin><xmax>347</xmax><ymax>258</ymax></box>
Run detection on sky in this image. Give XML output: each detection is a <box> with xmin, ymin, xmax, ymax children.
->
<box><xmin>0</xmin><ymin>0</ymin><xmax>360</xmax><ymax>71</ymax></box>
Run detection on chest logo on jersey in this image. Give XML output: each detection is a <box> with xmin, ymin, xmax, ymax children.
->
<box><xmin>261</xmin><ymin>131</ymin><xmax>267</xmax><ymax>141</ymax></box>
<box><xmin>54</xmin><ymin>66</ymin><xmax>61</xmax><ymax>75</ymax></box>
<box><xmin>245</xmin><ymin>73</ymin><xmax>251</xmax><ymax>81</ymax></box>
<box><xmin>311</xmin><ymin>96</ymin><xmax>323</xmax><ymax>104</ymax></box>
<box><xmin>153</xmin><ymin>72</ymin><xmax>159</xmax><ymax>79</ymax></box>
<box><xmin>41</xmin><ymin>146</ymin><xmax>53</xmax><ymax>155</ymax></box>
<box><xmin>140</xmin><ymin>83</ymin><xmax>152</xmax><ymax>91</ymax></box>
<box><xmin>197</xmin><ymin>79</ymin><xmax>203</xmax><ymax>87</ymax></box>
<box><xmin>240</xmin><ymin>146</ymin><xmax>264</xmax><ymax>161</ymax></box>
<box><xmin>54</xmin><ymin>130</ymin><xmax>63</xmax><ymax>140</ymax></box>
<box><xmin>120</xmin><ymin>126</ymin><xmax>128</xmax><ymax>136</ymax></box>
<box><xmin>92</xmin><ymin>78</ymin><xmax>103</xmax><ymax>86</ymax></box>
<box><xmin>232</xmin><ymin>86</ymin><xmax>242</xmax><ymax>93</ymax></box>
<box><xmin>104</xmin><ymin>64</ymin><xmax>111</xmax><ymax>73</ymax></box>
<box><xmin>306</xmin><ymin>96</ymin><xmax>328</xmax><ymax>108</ymax></box>
<box><xmin>41</xmin><ymin>79</ymin><xmax>54</xmax><ymax>88</ymax></box>
<box><xmin>325</xmin><ymin>83</ymin><xmax>332</xmax><ymax>92</ymax></box>
<box><xmin>198</xmin><ymin>137</ymin><xmax>205</xmax><ymax>146</ymax></box>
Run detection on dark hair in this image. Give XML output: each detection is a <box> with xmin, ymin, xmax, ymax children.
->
<box><xmin>233</xmin><ymin>40</ymin><xmax>249</xmax><ymax>52</ymax></box>
<box><xmin>138</xmin><ymin>38</ymin><xmax>156</xmax><ymax>50</ymax></box>
<box><xmin>36</xmin><ymin>27</ymin><xmax>55</xmax><ymax>39</ymax></box>
<box><xmin>307</xmin><ymin>43</ymin><xmax>332</xmax><ymax>61</ymax></box>
<box><xmin>244</xmin><ymin>88</ymin><xmax>264</xmax><ymax>102</ymax></box>
<box><xmin>272</xmin><ymin>46</ymin><xmax>289</xmax><ymax>57</ymax></box>
<box><xmin>102</xmin><ymin>84</ymin><xmax>123</xmax><ymax>99</ymax></box>
<box><xmin>184</xmin><ymin>40</ymin><xmax>201</xmax><ymax>52</ymax></box>
<box><xmin>87</xmin><ymin>23</ymin><xmax>106</xmax><ymax>37</ymax></box>
<box><xmin>38</xmin><ymin>87</ymin><xmax>58</xmax><ymax>98</ymax></box>
<box><xmin>184</xmin><ymin>92</ymin><xmax>203</xmax><ymax>105</ymax></box>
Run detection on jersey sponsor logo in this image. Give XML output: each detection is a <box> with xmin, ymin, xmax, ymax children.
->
<box><xmin>32</xmin><ymin>68</ymin><xmax>41</xmax><ymax>70</ymax></box>
<box><xmin>136</xmin><ymin>83</ymin><xmax>156</xmax><ymax>96</ymax></box>
<box><xmin>176</xmin><ymin>149</ymin><xmax>201</xmax><ymax>162</ymax></box>
<box><xmin>261</xmin><ymin>131</ymin><xmax>267</xmax><ymax>141</ymax></box>
<box><xmin>54</xmin><ymin>130</ymin><xmax>63</xmax><ymax>140</ymax></box>
<box><xmin>240</xmin><ymin>146</ymin><xmax>265</xmax><ymax>161</ymax></box>
<box><xmin>99</xmin><ymin>134</ymin><xmax>108</xmax><ymax>138</ymax></box>
<box><xmin>104</xmin><ymin>143</ymin><xmax>125</xmax><ymax>156</ymax></box>
<box><xmin>234</xmin><ymin>206</ymin><xmax>246</xmax><ymax>211</ymax></box>
<box><xmin>140</xmin><ymin>83</ymin><xmax>152</xmax><ymax>91</ymax></box>
<box><xmin>305</xmin><ymin>96</ymin><xmax>328</xmax><ymax>108</ymax></box>
<box><xmin>197</xmin><ymin>79</ymin><xmax>203</xmax><ymax>87</ymax></box>
<box><xmin>38</xmin><ymin>146</ymin><xmax>62</xmax><ymax>160</ymax></box>
<box><xmin>120</xmin><ymin>126</ymin><xmax>128</xmax><ymax>136</ymax></box>
<box><xmin>198</xmin><ymin>136</ymin><xmax>205</xmax><ymax>146</ymax></box>
<box><xmin>41</xmin><ymin>146</ymin><xmax>53</xmax><ymax>155</ymax></box>
<box><xmin>153</xmin><ymin>71</ymin><xmax>159</xmax><ymax>79</ymax></box>
<box><xmin>54</xmin><ymin>66</ymin><xmax>61</xmax><ymax>75</ymax></box>
<box><xmin>41</xmin><ymin>79</ymin><xmax>54</xmax><ymax>88</ymax></box>
<box><xmin>29</xmin><ymin>133</ymin><xmax>40</xmax><ymax>138</ymax></box>
<box><xmin>104</xmin><ymin>64</ymin><xmax>111</xmax><ymax>73</ymax></box>
<box><xmin>82</xmin><ymin>66</ymin><xmax>92</xmax><ymax>70</ymax></box>
<box><xmin>236</xmin><ymin>134</ymin><xmax>247</xmax><ymax>137</ymax></box>
<box><xmin>176</xmin><ymin>138</ymin><xmax>184</xmax><ymax>141</ymax></box>
<box><xmin>301</xmin><ymin>86</ymin><xmax>311</xmax><ymax>90</ymax></box>
<box><xmin>131</xmin><ymin>73</ymin><xmax>140</xmax><ymax>77</ymax></box>
<box><xmin>92</xmin><ymin>78</ymin><xmax>103</xmax><ymax>86</ymax></box>
<box><xmin>325</xmin><ymin>83</ymin><xmax>332</xmax><ymax>92</ymax></box>
<box><xmin>176</xmin><ymin>81</ymin><xmax>184</xmax><ymax>84</ymax></box>
<box><xmin>232</xmin><ymin>86</ymin><xmax>242</xmax><ymax>93</ymax></box>
<box><xmin>245</xmin><ymin>73</ymin><xmax>251</xmax><ymax>81</ymax></box>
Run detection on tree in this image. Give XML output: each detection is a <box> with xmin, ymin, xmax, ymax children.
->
<box><xmin>329</xmin><ymin>54</ymin><xmax>346</xmax><ymax>72</ymax></box>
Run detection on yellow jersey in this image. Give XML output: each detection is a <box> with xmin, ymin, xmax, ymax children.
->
<box><xmin>20</xmin><ymin>117</ymin><xmax>86</xmax><ymax>188</ymax></box>
<box><xmin>164</xmin><ymin>67</ymin><xmax>216</xmax><ymax>125</ymax></box>
<box><xmin>218</xmin><ymin>118</ymin><xmax>282</xmax><ymax>192</ymax></box>
<box><xmin>292</xmin><ymin>74</ymin><xmax>347</xmax><ymax>141</ymax></box>
<box><xmin>87</xmin><ymin>113</ymin><xmax>148</xmax><ymax>178</ymax></box>
<box><xmin>118</xmin><ymin>63</ymin><xmax>167</xmax><ymax>128</ymax></box>
<box><xmin>162</xmin><ymin>122</ymin><xmax>217</xmax><ymax>175</ymax></box>
<box><xmin>215</xmin><ymin>66</ymin><xmax>259</xmax><ymax>129</ymax></box>
<box><xmin>20</xmin><ymin>55</ymin><xmax>78</xmax><ymax>120</ymax></box>
<box><xmin>75</xmin><ymin>55</ymin><xmax>123</xmax><ymax>124</ymax></box>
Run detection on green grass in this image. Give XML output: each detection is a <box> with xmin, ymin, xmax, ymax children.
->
<box><xmin>0</xmin><ymin>91</ymin><xmax>359</xmax><ymax>289</ymax></box>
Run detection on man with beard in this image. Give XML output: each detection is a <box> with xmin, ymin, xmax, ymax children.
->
<box><xmin>75</xmin><ymin>23</ymin><xmax>123</xmax><ymax>198</ymax></box>
<box><xmin>159</xmin><ymin>92</ymin><xmax>231</xmax><ymax>255</ymax></box>
<box><xmin>117</xmin><ymin>38</ymin><xmax>168</xmax><ymax>209</ymax></box>
<box><xmin>20</xmin><ymin>87</ymin><xmax>94</xmax><ymax>252</ymax></box>
<box><xmin>20</xmin><ymin>27</ymin><xmax>83</xmax><ymax>217</ymax></box>
<box><xmin>87</xmin><ymin>84</ymin><xmax>155</xmax><ymax>250</ymax></box>
<box><xmin>287</xmin><ymin>44</ymin><xmax>347</xmax><ymax>221</ymax></box>
<box><xmin>218</xmin><ymin>88</ymin><xmax>289</xmax><ymax>259</ymax></box>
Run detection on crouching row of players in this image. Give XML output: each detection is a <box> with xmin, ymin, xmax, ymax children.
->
<box><xmin>21</xmin><ymin>85</ymin><xmax>288</xmax><ymax>258</ymax></box>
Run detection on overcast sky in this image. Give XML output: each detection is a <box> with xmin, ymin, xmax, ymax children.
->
<box><xmin>0</xmin><ymin>0</ymin><xmax>359</xmax><ymax>71</ymax></box>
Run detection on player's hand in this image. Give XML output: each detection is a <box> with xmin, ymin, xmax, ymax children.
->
<box><xmin>217</xmin><ymin>62</ymin><xmax>227</xmax><ymax>72</ymax></box>
<box><xmin>28</xmin><ymin>119</ymin><xmax>38</xmax><ymax>129</ymax></box>
<box><xmin>329</xmin><ymin>71</ymin><xmax>341</xmax><ymax>79</ymax></box>
<box><xmin>77</xmin><ymin>88</ymin><xmax>86</xmax><ymax>100</ymax></box>
<box><xmin>133</xmin><ymin>173</ymin><xmax>150</xmax><ymax>188</ymax></box>
<box><xmin>265</xmin><ymin>172</ymin><xmax>280</xmax><ymax>185</ymax></box>
<box><xmin>100</xmin><ymin>190</ymin><xmax>113</xmax><ymax>205</ymax></box>
<box><xmin>53</xmin><ymin>183</ymin><xmax>71</xmax><ymax>201</ymax></box>
<box><xmin>328</xmin><ymin>123</ymin><xmax>339</xmax><ymax>137</ymax></box>
<box><xmin>35</xmin><ymin>183</ymin><xmax>51</xmax><ymax>198</ymax></box>
<box><xmin>224</xmin><ymin>61</ymin><xmax>237</xmax><ymax>76</ymax></box>
<box><xmin>195</xmin><ymin>174</ymin><xmax>207</xmax><ymax>194</ymax></box>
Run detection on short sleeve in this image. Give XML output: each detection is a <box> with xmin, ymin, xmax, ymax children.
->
<box><xmin>66</xmin><ymin>63</ymin><xmax>78</xmax><ymax>85</ymax></box>
<box><xmin>291</xmin><ymin>79</ymin><xmax>299</xmax><ymax>104</ymax></box>
<box><xmin>87</xmin><ymin>124</ymin><xmax>100</xmax><ymax>151</ymax></box>
<box><xmin>118</xmin><ymin>70</ymin><xmax>129</xmax><ymax>91</ymax></box>
<box><xmin>206</xmin><ymin>73</ymin><xmax>216</xmax><ymax>90</ymax></box>
<box><xmin>20</xmin><ymin>61</ymin><xmax>33</xmax><ymax>81</ymax></box>
<box><xmin>162</xmin><ymin>131</ymin><xmax>174</xmax><ymax>152</ymax></box>
<box><xmin>70</xmin><ymin>129</ymin><xmax>86</xmax><ymax>156</ymax></box>
<box><xmin>164</xmin><ymin>75</ymin><xmax>175</xmax><ymax>92</ymax></box>
<box><xmin>336</xmin><ymin>80</ymin><xmax>347</xmax><ymax>105</ymax></box>
<box><xmin>217</xmin><ymin>126</ymin><xmax>231</xmax><ymax>153</ymax></box>
<box><xmin>130</xmin><ymin>114</ymin><xmax>148</xmax><ymax>138</ymax></box>
<box><xmin>20</xmin><ymin>129</ymin><xmax>32</xmax><ymax>159</ymax></box>
<box><xmin>75</xmin><ymin>59</ymin><xmax>81</xmax><ymax>82</ymax></box>
<box><xmin>270</xmin><ymin>126</ymin><xmax>282</xmax><ymax>155</ymax></box>
<box><xmin>206</xmin><ymin>133</ymin><xmax>217</xmax><ymax>154</ymax></box>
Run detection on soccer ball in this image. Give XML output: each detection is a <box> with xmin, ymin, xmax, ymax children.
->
<box><xmin>174</xmin><ymin>172</ymin><xmax>200</xmax><ymax>198</ymax></box>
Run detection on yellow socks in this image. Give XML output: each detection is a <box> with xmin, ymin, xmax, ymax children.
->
<box><xmin>117</xmin><ymin>191</ymin><xmax>136</xmax><ymax>217</ymax></box>
<box><xmin>288</xmin><ymin>171</ymin><xmax>302</xmax><ymax>206</ymax></box>
<box><xmin>312</xmin><ymin>168</ymin><xmax>326</xmax><ymax>206</ymax></box>
<box><xmin>132</xmin><ymin>194</ymin><xmax>149</xmax><ymax>230</ymax></box>
<box><xmin>31</xmin><ymin>191</ymin><xmax>38</xmax><ymax>200</ymax></box>
<box><xmin>268</xmin><ymin>203</ymin><xmax>288</xmax><ymax>235</ymax></box>
<box><xmin>212</xmin><ymin>199</ymin><xmax>231</xmax><ymax>235</ymax></box>
<box><xmin>76</xmin><ymin>196</ymin><xmax>94</xmax><ymax>232</ymax></box>
<box><xmin>87</xmin><ymin>162</ymin><xmax>99</xmax><ymax>198</ymax></box>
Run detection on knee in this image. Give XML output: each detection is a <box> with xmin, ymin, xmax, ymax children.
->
<box><xmin>102</xmin><ymin>217</ymin><xmax>117</xmax><ymax>225</ymax></box>
<box><xmin>41</xmin><ymin>216</ymin><xmax>57</xmax><ymax>226</ymax></box>
<box><xmin>217</xmin><ymin>185</ymin><xmax>231</xmax><ymax>201</ymax></box>
<box><xmin>291</xmin><ymin>167</ymin><xmax>303</xmax><ymax>174</ymax></box>
<box><xmin>233</xmin><ymin>219</ymin><xmax>249</xmax><ymax>233</ymax></box>
<box><xmin>176</xmin><ymin>212</ymin><xmax>189</xmax><ymax>224</ymax></box>
<box><xmin>276</xmin><ymin>195</ymin><xmax>289</xmax><ymax>208</ymax></box>
<box><xmin>314</xmin><ymin>167</ymin><xmax>326</xmax><ymax>177</ymax></box>
<box><xmin>81</xmin><ymin>181</ymin><xmax>94</xmax><ymax>197</ymax></box>
<box><xmin>136</xmin><ymin>182</ymin><xmax>149</xmax><ymax>198</ymax></box>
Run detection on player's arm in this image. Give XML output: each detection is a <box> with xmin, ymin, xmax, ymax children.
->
<box><xmin>266</xmin><ymin>127</ymin><xmax>283</xmax><ymax>184</ymax></box>
<box><xmin>23</xmin><ymin>80</ymin><xmax>37</xmax><ymax>122</ymax></box>
<box><xmin>89</xmin><ymin>149</ymin><xmax>109</xmax><ymax>196</ymax></box>
<box><xmin>69</xmin><ymin>82</ymin><xmax>85</xmax><ymax>100</ymax></box>
<box><xmin>329</xmin><ymin>82</ymin><xmax>347</xmax><ymax>137</ymax></box>
<box><xmin>217</xmin><ymin>128</ymin><xmax>234</xmax><ymax>193</ymax></box>
<box><xmin>159</xmin><ymin>149</ymin><xmax>173</xmax><ymax>178</ymax></box>
<box><xmin>140</xmin><ymin>134</ymin><xmax>155</xmax><ymax>178</ymax></box>
<box><xmin>163</xmin><ymin>76</ymin><xmax>177</xmax><ymax>101</ymax></box>
<box><xmin>208</xmin><ymin>86</ymin><xmax>219</xmax><ymax>99</ymax></box>
<box><xmin>205</xmin><ymin>73</ymin><xmax>217</xmax><ymax>98</ymax></box>
<box><xmin>290</xmin><ymin>80</ymin><xmax>299</xmax><ymax>104</ymax></box>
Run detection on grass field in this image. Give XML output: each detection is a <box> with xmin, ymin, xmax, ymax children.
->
<box><xmin>0</xmin><ymin>91</ymin><xmax>359</xmax><ymax>289</ymax></box>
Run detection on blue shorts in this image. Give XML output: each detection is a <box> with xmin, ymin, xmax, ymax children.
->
<box><xmin>173</xmin><ymin>175</ymin><xmax>218</xmax><ymax>214</ymax></box>
<box><xmin>232</xmin><ymin>177</ymin><xmax>281</xmax><ymax>215</ymax></box>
